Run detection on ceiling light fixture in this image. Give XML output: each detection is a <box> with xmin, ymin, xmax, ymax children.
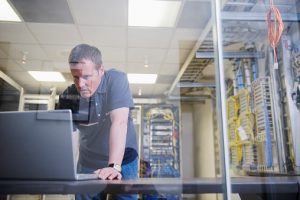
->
<box><xmin>128</xmin><ymin>0</ymin><xmax>181</xmax><ymax>27</ymax></box>
<box><xmin>144</xmin><ymin>56</ymin><xmax>149</xmax><ymax>68</ymax></box>
<box><xmin>0</xmin><ymin>0</ymin><xmax>21</xmax><ymax>22</ymax></box>
<box><xmin>21</xmin><ymin>52</ymin><xmax>28</xmax><ymax>64</ymax></box>
<box><xmin>127</xmin><ymin>73</ymin><xmax>157</xmax><ymax>84</ymax></box>
<box><xmin>28</xmin><ymin>71</ymin><xmax>65</xmax><ymax>82</ymax></box>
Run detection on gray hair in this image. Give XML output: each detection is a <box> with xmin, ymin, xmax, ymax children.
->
<box><xmin>68</xmin><ymin>44</ymin><xmax>102</xmax><ymax>69</ymax></box>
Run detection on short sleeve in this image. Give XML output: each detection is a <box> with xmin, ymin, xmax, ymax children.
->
<box><xmin>106</xmin><ymin>71</ymin><xmax>134</xmax><ymax>112</ymax></box>
<box><xmin>58</xmin><ymin>85</ymin><xmax>79</xmax><ymax>131</ymax></box>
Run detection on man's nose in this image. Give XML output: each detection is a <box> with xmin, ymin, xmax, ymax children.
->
<box><xmin>78</xmin><ymin>78</ymin><xmax>86</xmax><ymax>88</ymax></box>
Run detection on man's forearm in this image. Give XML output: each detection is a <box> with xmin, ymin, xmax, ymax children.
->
<box><xmin>108</xmin><ymin>107</ymin><xmax>130</xmax><ymax>166</ymax></box>
<box><xmin>108</xmin><ymin>121</ymin><xmax>127</xmax><ymax>165</ymax></box>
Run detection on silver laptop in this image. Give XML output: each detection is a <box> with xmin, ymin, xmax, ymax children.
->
<box><xmin>0</xmin><ymin>110</ymin><xmax>98</xmax><ymax>180</ymax></box>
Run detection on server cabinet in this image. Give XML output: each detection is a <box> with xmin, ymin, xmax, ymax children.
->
<box><xmin>141</xmin><ymin>104</ymin><xmax>180</xmax><ymax>178</ymax></box>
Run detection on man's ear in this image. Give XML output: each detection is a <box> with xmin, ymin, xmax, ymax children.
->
<box><xmin>98</xmin><ymin>64</ymin><xmax>104</xmax><ymax>75</ymax></box>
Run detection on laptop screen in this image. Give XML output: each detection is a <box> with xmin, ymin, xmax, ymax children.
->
<box><xmin>0</xmin><ymin>110</ymin><xmax>78</xmax><ymax>180</ymax></box>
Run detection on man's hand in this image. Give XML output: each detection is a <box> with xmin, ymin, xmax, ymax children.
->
<box><xmin>94</xmin><ymin>167</ymin><xmax>122</xmax><ymax>180</ymax></box>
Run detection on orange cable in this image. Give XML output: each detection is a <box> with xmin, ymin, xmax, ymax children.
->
<box><xmin>266</xmin><ymin>0</ymin><xmax>284</xmax><ymax>67</ymax></box>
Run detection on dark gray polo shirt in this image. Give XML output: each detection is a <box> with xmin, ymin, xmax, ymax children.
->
<box><xmin>59</xmin><ymin>69</ymin><xmax>138</xmax><ymax>169</ymax></box>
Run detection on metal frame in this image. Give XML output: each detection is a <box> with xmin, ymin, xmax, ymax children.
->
<box><xmin>212</xmin><ymin>0</ymin><xmax>232</xmax><ymax>199</ymax></box>
<box><xmin>0</xmin><ymin>70</ymin><xmax>24</xmax><ymax>112</ymax></box>
<box><xmin>196</xmin><ymin>51</ymin><xmax>265</xmax><ymax>59</ymax></box>
<box><xmin>221</xmin><ymin>12</ymin><xmax>300</xmax><ymax>22</ymax></box>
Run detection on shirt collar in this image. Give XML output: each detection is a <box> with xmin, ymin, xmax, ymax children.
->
<box><xmin>96</xmin><ymin>71</ymin><xmax>107</xmax><ymax>94</ymax></box>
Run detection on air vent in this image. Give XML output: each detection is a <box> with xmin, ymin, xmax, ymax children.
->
<box><xmin>10</xmin><ymin>0</ymin><xmax>74</xmax><ymax>23</ymax></box>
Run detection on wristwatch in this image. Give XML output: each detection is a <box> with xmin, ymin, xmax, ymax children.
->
<box><xmin>108</xmin><ymin>163</ymin><xmax>122</xmax><ymax>173</ymax></box>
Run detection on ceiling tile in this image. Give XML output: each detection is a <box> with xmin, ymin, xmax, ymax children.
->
<box><xmin>0</xmin><ymin>23</ymin><xmax>37</xmax><ymax>43</ymax></box>
<box><xmin>159</xmin><ymin>63</ymin><xmax>181</xmax><ymax>76</ymax></box>
<box><xmin>41</xmin><ymin>45</ymin><xmax>74</xmax><ymax>61</ymax></box>
<box><xmin>27</xmin><ymin>23</ymin><xmax>82</xmax><ymax>44</ymax></box>
<box><xmin>16</xmin><ymin>60</ymin><xmax>41</xmax><ymax>71</ymax></box>
<box><xmin>17</xmin><ymin>60</ymin><xmax>56</xmax><ymax>71</ymax></box>
<box><xmin>0</xmin><ymin>48</ymin><xmax>7</xmax><ymax>59</ymax></box>
<box><xmin>127</xmin><ymin>62</ymin><xmax>161</xmax><ymax>74</ymax></box>
<box><xmin>171</xmin><ymin>40</ymin><xmax>196</xmax><ymax>50</ymax></box>
<box><xmin>177</xmin><ymin>1</ymin><xmax>211</xmax><ymax>29</ymax></box>
<box><xmin>128</xmin><ymin>28</ymin><xmax>173</xmax><ymax>48</ymax></box>
<box><xmin>105</xmin><ymin>62</ymin><xmax>127</xmax><ymax>72</ymax></box>
<box><xmin>53</xmin><ymin>62</ymin><xmax>70</xmax><ymax>72</ymax></box>
<box><xmin>170</xmin><ymin>28</ymin><xmax>201</xmax><ymax>49</ymax></box>
<box><xmin>70</xmin><ymin>0</ymin><xmax>127</xmax><ymax>26</ymax></box>
<box><xmin>0</xmin><ymin>43</ymin><xmax>47</xmax><ymax>60</ymax></box>
<box><xmin>40</xmin><ymin>60</ymin><xmax>61</xmax><ymax>71</ymax></box>
<box><xmin>127</xmin><ymin>48</ymin><xmax>167</xmax><ymax>63</ymax></box>
<box><xmin>79</xmin><ymin>26</ymin><xmax>126</xmax><ymax>47</ymax></box>
<box><xmin>156</xmin><ymin>75</ymin><xmax>177</xmax><ymax>84</ymax></box>
<box><xmin>100</xmin><ymin>47</ymin><xmax>126</xmax><ymax>63</ymax></box>
<box><xmin>164</xmin><ymin>49</ymin><xmax>190</xmax><ymax>64</ymax></box>
<box><xmin>10</xmin><ymin>0</ymin><xmax>73</xmax><ymax>23</ymax></box>
<box><xmin>4</xmin><ymin>71</ymin><xmax>33</xmax><ymax>85</ymax></box>
<box><xmin>0</xmin><ymin>59</ymin><xmax>23</xmax><ymax>72</ymax></box>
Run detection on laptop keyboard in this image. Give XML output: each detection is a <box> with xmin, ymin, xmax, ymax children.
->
<box><xmin>76</xmin><ymin>173</ymin><xmax>99</xmax><ymax>180</ymax></box>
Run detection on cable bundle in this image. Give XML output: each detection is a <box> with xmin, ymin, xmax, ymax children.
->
<box><xmin>266</xmin><ymin>0</ymin><xmax>284</xmax><ymax>68</ymax></box>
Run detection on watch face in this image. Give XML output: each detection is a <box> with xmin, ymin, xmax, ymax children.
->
<box><xmin>109</xmin><ymin>163</ymin><xmax>122</xmax><ymax>172</ymax></box>
<box><xmin>114</xmin><ymin>164</ymin><xmax>121</xmax><ymax>172</ymax></box>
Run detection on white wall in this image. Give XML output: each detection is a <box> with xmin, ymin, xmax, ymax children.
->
<box><xmin>193</xmin><ymin>100</ymin><xmax>217</xmax><ymax>200</ymax></box>
<box><xmin>193</xmin><ymin>100</ymin><xmax>216</xmax><ymax>177</ymax></box>
<box><xmin>180</xmin><ymin>103</ymin><xmax>195</xmax><ymax>178</ymax></box>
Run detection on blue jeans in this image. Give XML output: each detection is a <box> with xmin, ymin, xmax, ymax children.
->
<box><xmin>76</xmin><ymin>158</ymin><xmax>138</xmax><ymax>200</ymax></box>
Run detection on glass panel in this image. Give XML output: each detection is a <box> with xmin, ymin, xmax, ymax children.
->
<box><xmin>0</xmin><ymin>74</ymin><xmax>21</xmax><ymax>111</ymax></box>
<box><xmin>0</xmin><ymin>0</ymin><xmax>235</xmax><ymax>200</ymax></box>
<box><xmin>219</xmin><ymin>0</ymin><xmax>300</xmax><ymax>199</ymax></box>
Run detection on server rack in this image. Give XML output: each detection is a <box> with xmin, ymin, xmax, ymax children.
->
<box><xmin>224</xmin><ymin>35</ymin><xmax>300</xmax><ymax>176</ymax></box>
<box><xmin>141</xmin><ymin>105</ymin><xmax>180</xmax><ymax>178</ymax></box>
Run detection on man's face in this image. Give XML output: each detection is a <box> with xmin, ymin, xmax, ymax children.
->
<box><xmin>70</xmin><ymin>59</ymin><xmax>103</xmax><ymax>98</ymax></box>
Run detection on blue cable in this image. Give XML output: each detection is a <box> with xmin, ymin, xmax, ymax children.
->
<box><xmin>262</xmin><ymin>95</ymin><xmax>273</xmax><ymax>168</ymax></box>
<box><xmin>252</xmin><ymin>62</ymin><xmax>258</xmax><ymax>80</ymax></box>
<box><xmin>237</xmin><ymin>62</ymin><xmax>245</xmax><ymax>90</ymax></box>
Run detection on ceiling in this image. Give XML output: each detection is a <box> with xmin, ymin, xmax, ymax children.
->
<box><xmin>0</xmin><ymin>0</ymin><xmax>298</xmax><ymax>99</ymax></box>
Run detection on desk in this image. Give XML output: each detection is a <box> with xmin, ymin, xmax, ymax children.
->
<box><xmin>0</xmin><ymin>177</ymin><xmax>298</xmax><ymax>196</ymax></box>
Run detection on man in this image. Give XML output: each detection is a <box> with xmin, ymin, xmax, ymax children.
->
<box><xmin>59</xmin><ymin>44</ymin><xmax>138</xmax><ymax>200</ymax></box>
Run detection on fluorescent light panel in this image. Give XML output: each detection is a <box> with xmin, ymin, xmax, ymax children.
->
<box><xmin>0</xmin><ymin>0</ymin><xmax>21</xmax><ymax>22</ymax></box>
<box><xmin>127</xmin><ymin>73</ymin><xmax>157</xmax><ymax>84</ymax></box>
<box><xmin>128</xmin><ymin>0</ymin><xmax>181</xmax><ymax>27</ymax></box>
<box><xmin>28</xmin><ymin>71</ymin><xmax>65</xmax><ymax>82</ymax></box>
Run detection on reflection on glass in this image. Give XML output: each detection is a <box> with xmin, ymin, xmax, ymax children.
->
<box><xmin>0</xmin><ymin>77</ymin><xmax>20</xmax><ymax>111</ymax></box>
<box><xmin>219</xmin><ymin>0</ymin><xmax>300</xmax><ymax>199</ymax></box>
<box><xmin>2</xmin><ymin>0</ymin><xmax>300</xmax><ymax>200</ymax></box>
